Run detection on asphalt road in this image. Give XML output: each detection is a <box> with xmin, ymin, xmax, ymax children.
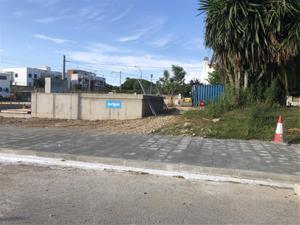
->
<box><xmin>0</xmin><ymin>163</ymin><xmax>299</xmax><ymax>225</ymax></box>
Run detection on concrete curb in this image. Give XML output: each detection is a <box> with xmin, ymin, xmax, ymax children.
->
<box><xmin>0</xmin><ymin>148</ymin><xmax>299</xmax><ymax>189</ymax></box>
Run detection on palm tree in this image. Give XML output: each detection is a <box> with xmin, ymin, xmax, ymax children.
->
<box><xmin>198</xmin><ymin>0</ymin><xmax>300</xmax><ymax>104</ymax></box>
<box><xmin>199</xmin><ymin>0</ymin><xmax>270</xmax><ymax>103</ymax></box>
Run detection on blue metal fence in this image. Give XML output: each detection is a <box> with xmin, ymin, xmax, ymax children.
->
<box><xmin>192</xmin><ymin>85</ymin><xmax>224</xmax><ymax>106</ymax></box>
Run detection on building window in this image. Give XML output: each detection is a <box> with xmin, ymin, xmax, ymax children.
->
<box><xmin>0</xmin><ymin>87</ymin><xmax>2</xmax><ymax>92</ymax></box>
<box><xmin>28</xmin><ymin>82</ymin><xmax>32</xmax><ymax>86</ymax></box>
<box><xmin>4</xmin><ymin>88</ymin><xmax>9</xmax><ymax>93</ymax></box>
<box><xmin>28</xmin><ymin>73</ymin><xmax>32</xmax><ymax>78</ymax></box>
<box><xmin>34</xmin><ymin>74</ymin><xmax>37</xmax><ymax>79</ymax></box>
<box><xmin>15</xmin><ymin>73</ymin><xmax>18</xmax><ymax>78</ymax></box>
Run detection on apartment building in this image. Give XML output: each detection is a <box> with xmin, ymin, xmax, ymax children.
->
<box><xmin>67</xmin><ymin>69</ymin><xmax>105</xmax><ymax>91</ymax></box>
<box><xmin>2</xmin><ymin>66</ymin><xmax>61</xmax><ymax>87</ymax></box>
<box><xmin>92</xmin><ymin>76</ymin><xmax>106</xmax><ymax>91</ymax></box>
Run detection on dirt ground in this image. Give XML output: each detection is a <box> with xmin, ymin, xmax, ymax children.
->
<box><xmin>0</xmin><ymin>115</ymin><xmax>181</xmax><ymax>135</ymax></box>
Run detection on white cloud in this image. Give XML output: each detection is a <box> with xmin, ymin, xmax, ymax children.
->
<box><xmin>33</xmin><ymin>34</ymin><xmax>75</xmax><ymax>44</ymax></box>
<box><xmin>151</xmin><ymin>35</ymin><xmax>175</xmax><ymax>48</ymax></box>
<box><xmin>11</xmin><ymin>11</ymin><xmax>24</xmax><ymax>18</ymax></box>
<box><xmin>27</xmin><ymin>0</ymin><xmax>61</xmax><ymax>6</ymax></box>
<box><xmin>117</xmin><ymin>18</ymin><xmax>166</xmax><ymax>42</ymax></box>
<box><xmin>34</xmin><ymin>17</ymin><xmax>61</xmax><ymax>23</ymax></box>
<box><xmin>66</xmin><ymin>50</ymin><xmax>202</xmax><ymax>82</ymax></box>
<box><xmin>110</xmin><ymin>7</ymin><xmax>131</xmax><ymax>22</ymax></box>
<box><xmin>87</xmin><ymin>43</ymin><xmax>120</xmax><ymax>53</ymax></box>
<box><xmin>79</xmin><ymin>7</ymin><xmax>104</xmax><ymax>20</ymax></box>
<box><xmin>184</xmin><ymin>38</ymin><xmax>205</xmax><ymax>50</ymax></box>
<box><xmin>118</xmin><ymin>34</ymin><xmax>142</xmax><ymax>42</ymax></box>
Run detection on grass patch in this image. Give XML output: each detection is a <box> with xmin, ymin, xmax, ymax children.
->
<box><xmin>156</xmin><ymin>105</ymin><xmax>300</xmax><ymax>143</ymax></box>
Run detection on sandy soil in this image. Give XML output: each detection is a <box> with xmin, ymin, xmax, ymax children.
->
<box><xmin>0</xmin><ymin>115</ymin><xmax>180</xmax><ymax>135</ymax></box>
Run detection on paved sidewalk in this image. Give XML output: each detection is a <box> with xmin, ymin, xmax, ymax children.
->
<box><xmin>0</xmin><ymin>126</ymin><xmax>299</xmax><ymax>176</ymax></box>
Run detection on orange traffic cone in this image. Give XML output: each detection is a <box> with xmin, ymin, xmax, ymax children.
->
<box><xmin>274</xmin><ymin>115</ymin><xmax>284</xmax><ymax>143</ymax></box>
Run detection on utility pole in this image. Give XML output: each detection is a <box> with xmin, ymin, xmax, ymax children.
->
<box><xmin>62</xmin><ymin>55</ymin><xmax>66</xmax><ymax>80</ymax></box>
<box><xmin>119</xmin><ymin>71</ymin><xmax>122</xmax><ymax>91</ymax></box>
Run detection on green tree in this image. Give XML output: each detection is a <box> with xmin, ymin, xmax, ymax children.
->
<box><xmin>207</xmin><ymin>64</ymin><xmax>228</xmax><ymax>85</ymax></box>
<box><xmin>121</xmin><ymin>78</ymin><xmax>154</xmax><ymax>93</ymax></box>
<box><xmin>158</xmin><ymin>70</ymin><xmax>174</xmax><ymax>94</ymax></box>
<box><xmin>198</xmin><ymin>0</ymin><xmax>300</xmax><ymax>105</ymax></box>
<box><xmin>158</xmin><ymin>65</ymin><xmax>187</xmax><ymax>95</ymax></box>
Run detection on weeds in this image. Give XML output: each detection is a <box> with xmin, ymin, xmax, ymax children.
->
<box><xmin>156</xmin><ymin>106</ymin><xmax>300</xmax><ymax>143</ymax></box>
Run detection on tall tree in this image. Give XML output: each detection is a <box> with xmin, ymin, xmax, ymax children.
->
<box><xmin>172</xmin><ymin>65</ymin><xmax>186</xmax><ymax>94</ymax></box>
<box><xmin>158</xmin><ymin>65</ymin><xmax>187</xmax><ymax>95</ymax></box>
<box><xmin>198</xmin><ymin>0</ymin><xmax>300</xmax><ymax>104</ymax></box>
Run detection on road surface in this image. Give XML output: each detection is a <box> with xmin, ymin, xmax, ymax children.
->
<box><xmin>0</xmin><ymin>126</ymin><xmax>299</xmax><ymax>176</ymax></box>
<box><xmin>0</xmin><ymin>164</ymin><xmax>299</xmax><ymax>225</ymax></box>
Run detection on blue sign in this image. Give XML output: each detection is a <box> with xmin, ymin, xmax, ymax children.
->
<box><xmin>106</xmin><ymin>100</ymin><xmax>122</xmax><ymax>109</ymax></box>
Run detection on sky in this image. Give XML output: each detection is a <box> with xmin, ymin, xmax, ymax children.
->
<box><xmin>0</xmin><ymin>0</ymin><xmax>211</xmax><ymax>85</ymax></box>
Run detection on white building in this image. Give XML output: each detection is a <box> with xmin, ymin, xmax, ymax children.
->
<box><xmin>199</xmin><ymin>57</ymin><xmax>215</xmax><ymax>84</ymax></box>
<box><xmin>2</xmin><ymin>66</ymin><xmax>61</xmax><ymax>87</ymax></box>
<box><xmin>67</xmin><ymin>69</ymin><xmax>105</xmax><ymax>91</ymax></box>
<box><xmin>0</xmin><ymin>73</ymin><xmax>11</xmax><ymax>98</ymax></box>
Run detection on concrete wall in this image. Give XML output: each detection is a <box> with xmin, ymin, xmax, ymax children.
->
<box><xmin>31</xmin><ymin>93</ymin><xmax>163</xmax><ymax>120</ymax></box>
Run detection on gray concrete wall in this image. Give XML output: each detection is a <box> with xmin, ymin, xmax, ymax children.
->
<box><xmin>31</xmin><ymin>92</ymin><xmax>163</xmax><ymax>120</ymax></box>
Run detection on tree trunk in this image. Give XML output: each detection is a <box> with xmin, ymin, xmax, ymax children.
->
<box><xmin>234</xmin><ymin>54</ymin><xmax>241</xmax><ymax>105</ymax></box>
<box><xmin>244</xmin><ymin>71</ymin><xmax>249</xmax><ymax>89</ymax></box>
<box><xmin>227</xmin><ymin>73</ymin><xmax>234</xmax><ymax>87</ymax></box>
<box><xmin>284</xmin><ymin>71</ymin><xmax>289</xmax><ymax>96</ymax></box>
<box><xmin>255</xmin><ymin>71</ymin><xmax>264</xmax><ymax>83</ymax></box>
<box><xmin>234</xmin><ymin>68</ymin><xmax>241</xmax><ymax>105</ymax></box>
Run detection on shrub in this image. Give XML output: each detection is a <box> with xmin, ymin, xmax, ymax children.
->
<box><xmin>263</xmin><ymin>79</ymin><xmax>284</xmax><ymax>105</ymax></box>
<box><xmin>202</xmin><ymin>86</ymin><xmax>235</xmax><ymax>118</ymax></box>
<box><xmin>246</xmin><ymin>103</ymin><xmax>278</xmax><ymax>138</ymax></box>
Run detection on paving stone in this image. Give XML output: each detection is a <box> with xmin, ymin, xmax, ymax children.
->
<box><xmin>0</xmin><ymin>126</ymin><xmax>299</xmax><ymax>175</ymax></box>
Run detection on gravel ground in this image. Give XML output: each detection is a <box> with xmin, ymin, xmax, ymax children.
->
<box><xmin>0</xmin><ymin>115</ymin><xmax>180</xmax><ymax>135</ymax></box>
<box><xmin>0</xmin><ymin>163</ymin><xmax>299</xmax><ymax>225</ymax></box>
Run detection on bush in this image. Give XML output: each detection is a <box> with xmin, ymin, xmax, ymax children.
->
<box><xmin>245</xmin><ymin>103</ymin><xmax>278</xmax><ymax>138</ymax></box>
<box><xmin>202</xmin><ymin>86</ymin><xmax>235</xmax><ymax>118</ymax></box>
<box><xmin>263</xmin><ymin>79</ymin><xmax>284</xmax><ymax>105</ymax></box>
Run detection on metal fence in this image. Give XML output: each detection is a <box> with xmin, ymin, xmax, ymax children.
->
<box><xmin>192</xmin><ymin>84</ymin><xmax>224</xmax><ymax>106</ymax></box>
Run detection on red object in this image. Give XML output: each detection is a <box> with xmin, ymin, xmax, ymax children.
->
<box><xmin>199</xmin><ymin>101</ymin><xmax>205</xmax><ymax>107</ymax></box>
<box><xmin>274</xmin><ymin>115</ymin><xmax>284</xmax><ymax>143</ymax></box>
<box><xmin>277</xmin><ymin>115</ymin><xmax>282</xmax><ymax>123</ymax></box>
